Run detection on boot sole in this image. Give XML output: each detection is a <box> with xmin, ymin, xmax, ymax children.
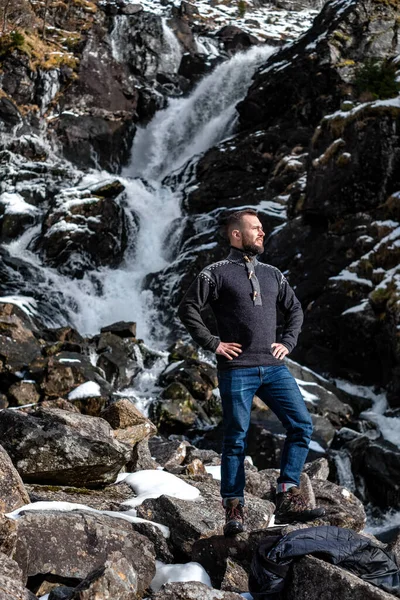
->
<box><xmin>223</xmin><ymin>522</ymin><xmax>244</xmax><ymax>537</ymax></box>
<box><xmin>275</xmin><ymin>508</ymin><xmax>326</xmax><ymax>525</ymax></box>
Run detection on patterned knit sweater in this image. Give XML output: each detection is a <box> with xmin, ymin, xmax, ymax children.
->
<box><xmin>177</xmin><ymin>246</ymin><xmax>304</xmax><ymax>370</ymax></box>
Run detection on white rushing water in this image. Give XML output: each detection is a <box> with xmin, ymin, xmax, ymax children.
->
<box><xmin>2</xmin><ymin>43</ymin><xmax>275</xmax><ymax>344</ymax></box>
<box><xmin>127</xmin><ymin>44</ymin><xmax>275</xmax><ymax>180</ymax></box>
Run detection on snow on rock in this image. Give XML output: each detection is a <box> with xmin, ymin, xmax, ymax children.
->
<box><xmin>119</xmin><ymin>470</ymin><xmax>201</xmax><ymax>508</ymax></box>
<box><xmin>68</xmin><ymin>381</ymin><xmax>102</xmax><ymax>399</ymax></box>
<box><xmin>151</xmin><ymin>560</ymin><xmax>212</xmax><ymax>592</ymax></box>
<box><xmin>6</xmin><ymin>500</ymin><xmax>170</xmax><ymax>537</ymax></box>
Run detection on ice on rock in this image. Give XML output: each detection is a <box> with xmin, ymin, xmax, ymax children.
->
<box><xmin>68</xmin><ymin>381</ymin><xmax>102</xmax><ymax>399</ymax></box>
<box><xmin>119</xmin><ymin>469</ymin><xmax>201</xmax><ymax>508</ymax></box>
<box><xmin>151</xmin><ymin>560</ymin><xmax>212</xmax><ymax>592</ymax></box>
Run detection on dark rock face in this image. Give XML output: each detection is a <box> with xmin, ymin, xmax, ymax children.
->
<box><xmin>0</xmin><ymin>408</ymin><xmax>130</xmax><ymax>486</ymax></box>
<box><xmin>96</xmin><ymin>333</ymin><xmax>143</xmax><ymax>389</ymax></box>
<box><xmin>34</xmin><ymin>182</ymin><xmax>130</xmax><ymax>278</ymax></box>
<box><xmin>0</xmin><ymin>445</ymin><xmax>30</xmax><ymax>513</ymax></box>
<box><xmin>12</xmin><ymin>510</ymin><xmax>155</xmax><ymax>591</ymax></box>
<box><xmin>333</xmin><ymin>432</ymin><xmax>400</xmax><ymax>509</ymax></box>
<box><xmin>52</xmin><ymin>114</ymin><xmax>136</xmax><ymax>173</ymax></box>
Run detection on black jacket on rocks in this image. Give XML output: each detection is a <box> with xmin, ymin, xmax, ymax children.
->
<box><xmin>249</xmin><ymin>525</ymin><xmax>400</xmax><ymax>598</ymax></box>
<box><xmin>178</xmin><ymin>246</ymin><xmax>303</xmax><ymax>370</ymax></box>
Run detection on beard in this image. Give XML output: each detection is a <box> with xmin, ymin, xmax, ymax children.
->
<box><xmin>242</xmin><ymin>237</ymin><xmax>264</xmax><ymax>255</ymax></box>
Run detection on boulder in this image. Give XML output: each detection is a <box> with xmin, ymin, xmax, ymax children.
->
<box><xmin>100</xmin><ymin>398</ymin><xmax>153</xmax><ymax>430</ymax></box>
<box><xmin>0</xmin><ymin>445</ymin><xmax>30</xmax><ymax>513</ymax></box>
<box><xmin>6</xmin><ymin>381</ymin><xmax>40</xmax><ymax>407</ymax></box>
<box><xmin>126</xmin><ymin>438</ymin><xmax>159</xmax><ymax>471</ymax></box>
<box><xmin>137</xmin><ymin>477</ymin><xmax>275</xmax><ymax>556</ymax></box>
<box><xmin>311</xmin><ymin>479</ymin><xmax>366</xmax><ymax>532</ymax></box>
<box><xmin>0</xmin><ymin>408</ymin><xmax>130</xmax><ymax>486</ymax></box>
<box><xmin>0</xmin><ymin>303</ymin><xmax>42</xmax><ymax>375</ymax></box>
<box><xmin>25</xmin><ymin>482</ymin><xmax>135</xmax><ymax>512</ymax></box>
<box><xmin>0</xmin><ymin>513</ymin><xmax>17</xmax><ymax>556</ymax></box>
<box><xmin>96</xmin><ymin>333</ymin><xmax>143</xmax><ymax>389</ymax></box>
<box><xmin>35</xmin><ymin>187</ymin><xmax>130</xmax><ymax>278</ymax></box>
<box><xmin>151</xmin><ymin>582</ymin><xmax>244</xmax><ymax>599</ymax></box>
<box><xmin>148</xmin><ymin>437</ymin><xmax>189</xmax><ymax>470</ymax></box>
<box><xmin>159</xmin><ymin>360</ymin><xmax>218</xmax><ymax>402</ymax></box>
<box><xmin>63</xmin><ymin>551</ymin><xmax>139</xmax><ymax>599</ymax></box>
<box><xmin>283</xmin><ymin>554</ymin><xmax>396</xmax><ymax>600</ymax></box>
<box><xmin>100</xmin><ymin>321</ymin><xmax>137</xmax><ymax>338</ymax></box>
<box><xmin>0</xmin><ymin>551</ymin><xmax>36</xmax><ymax>600</ymax></box>
<box><xmin>12</xmin><ymin>510</ymin><xmax>155</xmax><ymax>590</ymax></box>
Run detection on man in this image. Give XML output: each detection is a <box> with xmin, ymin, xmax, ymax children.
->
<box><xmin>178</xmin><ymin>209</ymin><xmax>325</xmax><ymax>536</ymax></box>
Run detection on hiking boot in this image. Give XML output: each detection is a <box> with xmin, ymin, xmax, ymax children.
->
<box><xmin>223</xmin><ymin>498</ymin><xmax>244</xmax><ymax>536</ymax></box>
<box><xmin>274</xmin><ymin>486</ymin><xmax>326</xmax><ymax>524</ymax></box>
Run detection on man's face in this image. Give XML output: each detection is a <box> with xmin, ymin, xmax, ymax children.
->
<box><xmin>233</xmin><ymin>215</ymin><xmax>265</xmax><ymax>254</ymax></box>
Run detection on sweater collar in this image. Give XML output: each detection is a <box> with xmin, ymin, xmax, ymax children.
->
<box><xmin>227</xmin><ymin>246</ymin><xmax>259</xmax><ymax>266</ymax></box>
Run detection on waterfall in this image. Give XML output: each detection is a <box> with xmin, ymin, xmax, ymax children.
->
<box><xmin>2</xmin><ymin>44</ymin><xmax>276</xmax><ymax>344</ymax></box>
<box><xmin>159</xmin><ymin>18</ymin><xmax>182</xmax><ymax>74</ymax></box>
<box><xmin>127</xmin><ymin>44</ymin><xmax>275</xmax><ymax>181</ymax></box>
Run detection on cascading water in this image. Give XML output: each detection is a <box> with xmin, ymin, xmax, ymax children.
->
<box><xmin>128</xmin><ymin>44</ymin><xmax>275</xmax><ymax>181</ymax></box>
<box><xmin>1</xmin><ymin>43</ymin><xmax>276</xmax><ymax>347</ymax></box>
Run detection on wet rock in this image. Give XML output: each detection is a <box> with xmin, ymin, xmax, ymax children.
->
<box><xmin>312</xmin><ymin>479</ymin><xmax>366</xmax><ymax>532</ymax></box>
<box><xmin>35</xmin><ymin>188</ymin><xmax>130</xmax><ymax>278</ymax></box>
<box><xmin>0</xmin><ymin>551</ymin><xmax>35</xmax><ymax>600</ymax></box>
<box><xmin>0</xmin><ymin>445</ymin><xmax>30</xmax><ymax>512</ymax></box>
<box><xmin>336</xmin><ymin>433</ymin><xmax>400</xmax><ymax>509</ymax></box>
<box><xmin>7</xmin><ymin>381</ymin><xmax>40</xmax><ymax>407</ymax></box>
<box><xmin>151</xmin><ymin>581</ymin><xmax>244</xmax><ymax>599</ymax></box>
<box><xmin>12</xmin><ymin>510</ymin><xmax>155</xmax><ymax>590</ymax></box>
<box><xmin>216</xmin><ymin>26</ymin><xmax>259</xmax><ymax>53</ymax></box>
<box><xmin>0</xmin><ymin>97</ymin><xmax>22</xmax><ymax>129</ymax></box>
<box><xmin>284</xmin><ymin>554</ymin><xmax>395</xmax><ymax>600</ymax></box>
<box><xmin>168</xmin><ymin>340</ymin><xmax>199</xmax><ymax>363</ymax></box>
<box><xmin>152</xmin><ymin>391</ymin><xmax>204</xmax><ymax>434</ymax></box>
<box><xmin>96</xmin><ymin>333</ymin><xmax>143</xmax><ymax>388</ymax></box>
<box><xmin>0</xmin><ymin>408</ymin><xmax>130</xmax><ymax>486</ymax></box>
<box><xmin>100</xmin><ymin>321</ymin><xmax>137</xmax><ymax>338</ymax></box>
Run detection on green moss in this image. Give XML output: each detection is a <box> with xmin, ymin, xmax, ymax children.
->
<box><xmin>237</xmin><ymin>0</ymin><xmax>247</xmax><ymax>17</ymax></box>
<box><xmin>0</xmin><ymin>31</ymin><xmax>25</xmax><ymax>59</ymax></box>
<box><xmin>354</xmin><ymin>58</ymin><xmax>400</xmax><ymax>101</ymax></box>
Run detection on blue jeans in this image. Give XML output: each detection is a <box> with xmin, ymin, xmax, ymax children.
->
<box><xmin>218</xmin><ymin>365</ymin><xmax>313</xmax><ymax>505</ymax></box>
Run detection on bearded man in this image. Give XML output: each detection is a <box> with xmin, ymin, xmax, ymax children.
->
<box><xmin>178</xmin><ymin>209</ymin><xmax>325</xmax><ymax>535</ymax></box>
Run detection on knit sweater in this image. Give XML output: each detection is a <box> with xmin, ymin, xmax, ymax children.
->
<box><xmin>177</xmin><ymin>246</ymin><xmax>304</xmax><ymax>370</ymax></box>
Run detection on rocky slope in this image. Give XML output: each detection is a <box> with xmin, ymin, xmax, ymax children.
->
<box><xmin>0</xmin><ymin>307</ymin><xmax>397</xmax><ymax>598</ymax></box>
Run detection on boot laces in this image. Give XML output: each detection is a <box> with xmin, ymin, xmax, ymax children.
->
<box><xmin>226</xmin><ymin>504</ymin><xmax>243</xmax><ymax>522</ymax></box>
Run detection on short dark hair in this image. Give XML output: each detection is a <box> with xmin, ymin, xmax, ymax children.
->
<box><xmin>225</xmin><ymin>209</ymin><xmax>259</xmax><ymax>237</ymax></box>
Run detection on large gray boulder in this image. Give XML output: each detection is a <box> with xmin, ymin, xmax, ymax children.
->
<box><xmin>12</xmin><ymin>510</ymin><xmax>155</xmax><ymax>590</ymax></box>
<box><xmin>151</xmin><ymin>582</ymin><xmax>244</xmax><ymax>599</ymax></box>
<box><xmin>137</xmin><ymin>477</ymin><xmax>274</xmax><ymax>556</ymax></box>
<box><xmin>0</xmin><ymin>551</ymin><xmax>36</xmax><ymax>600</ymax></box>
<box><xmin>0</xmin><ymin>445</ymin><xmax>30</xmax><ymax>513</ymax></box>
<box><xmin>0</xmin><ymin>408</ymin><xmax>130</xmax><ymax>486</ymax></box>
<box><xmin>283</xmin><ymin>554</ymin><xmax>396</xmax><ymax>600</ymax></box>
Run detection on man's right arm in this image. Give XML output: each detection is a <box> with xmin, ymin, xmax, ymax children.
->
<box><xmin>177</xmin><ymin>269</ymin><xmax>221</xmax><ymax>352</ymax></box>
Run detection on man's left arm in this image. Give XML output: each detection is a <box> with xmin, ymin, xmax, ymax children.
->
<box><xmin>276</xmin><ymin>273</ymin><xmax>304</xmax><ymax>354</ymax></box>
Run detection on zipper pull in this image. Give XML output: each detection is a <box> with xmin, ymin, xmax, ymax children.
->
<box><xmin>253</xmin><ymin>290</ymin><xmax>258</xmax><ymax>301</ymax></box>
<box><xmin>248</xmin><ymin>270</ymin><xmax>254</xmax><ymax>279</ymax></box>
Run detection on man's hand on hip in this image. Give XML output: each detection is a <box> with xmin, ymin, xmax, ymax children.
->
<box><xmin>216</xmin><ymin>342</ymin><xmax>242</xmax><ymax>360</ymax></box>
<box><xmin>271</xmin><ymin>343</ymin><xmax>289</xmax><ymax>360</ymax></box>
